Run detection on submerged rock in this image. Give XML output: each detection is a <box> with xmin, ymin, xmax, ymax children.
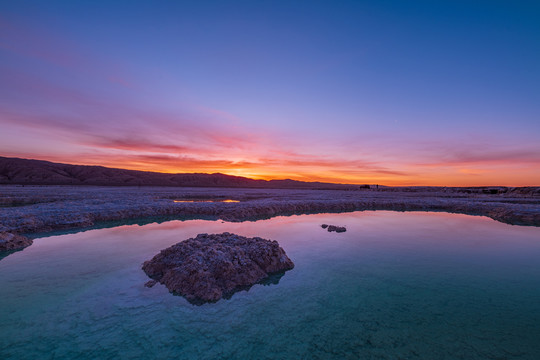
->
<box><xmin>321</xmin><ymin>224</ymin><xmax>346</xmax><ymax>233</ymax></box>
<box><xmin>0</xmin><ymin>232</ymin><xmax>33</xmax><ymax>252</ymax></box>
<box><xmin>142</xmin><ymin>232</ymin><xmax>294</xmax><ymax>304</ymax></box>
<box><xmin>144</xmin><ymin>280</ymin><xmax>157</xmax><ymax>288</ymax></box>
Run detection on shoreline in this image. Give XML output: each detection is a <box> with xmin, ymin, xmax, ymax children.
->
<box><xmin>1</xmin><ymin>185</ymin><xmax>539</xmax><ymax>251</ymax></box>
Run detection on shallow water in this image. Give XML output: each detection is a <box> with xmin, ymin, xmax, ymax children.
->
<box><xmin>1</xmin><ymin>211</ymin><xmax>540</xmax><ymax>359</ymax></box>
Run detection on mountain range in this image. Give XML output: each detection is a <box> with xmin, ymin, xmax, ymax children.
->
<box><xmin>0</xmin><ymin>156</ymin><xmax>360</xmax><ymax>189</ymax></box>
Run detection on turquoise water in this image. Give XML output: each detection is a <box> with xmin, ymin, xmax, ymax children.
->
<box><xmin>1</xmin><ymin>211</ymin><xmax>540</xmax><ymax>359</ymax></box>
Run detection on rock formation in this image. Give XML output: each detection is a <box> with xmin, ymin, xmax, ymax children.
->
<box><xmin>0</xmin><ymin>232</ymin><xmax>33</xmax><ymax>252</ymax></box>
<box><xmin>321</xmin><ymin>224</ymin><xmax>347</xmax><ymax>233</ymax></box>
<box><xmin>142</xmin><ymin>232</ymin><xmax>294</xmax><ymax>304</ymax></box>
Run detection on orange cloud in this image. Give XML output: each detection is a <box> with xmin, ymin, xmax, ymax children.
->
<box><xmin>1</xmin><ymin>44</ymin><xmax>539</xmax><ymax>186</ymax></box>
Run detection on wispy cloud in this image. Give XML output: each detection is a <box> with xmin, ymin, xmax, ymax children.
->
<box><xmin>415</xmin><ymin>142</ymin><xmax>540</xmax><ymax>167</ymax></box>
<box><xmin>1</xmin><ymin>15</ymin><xmax>539</xmax><ymax>186</ymax></box>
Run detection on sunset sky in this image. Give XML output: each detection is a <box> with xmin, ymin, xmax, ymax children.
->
<box><xmin>1</xmin><ymin>0</ymin><xmax>539</xmax><ymax>186</ymax></box>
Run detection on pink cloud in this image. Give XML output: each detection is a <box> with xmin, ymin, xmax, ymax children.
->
<box><xmin>1</xmin><ymin>26</ymin><xmax>539</xmax><ymax>186</ymax></box>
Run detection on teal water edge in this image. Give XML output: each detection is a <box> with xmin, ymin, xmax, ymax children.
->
<box><xmin>1</xmin><ymin>211</ymin><xmax>540</xmax><ymax>359</ymax></box>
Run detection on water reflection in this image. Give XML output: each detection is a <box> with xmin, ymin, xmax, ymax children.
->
<box><xmin>1</xmin><ymin>211</ymin><xmax>540</xmax><ymax>359</ymax></box>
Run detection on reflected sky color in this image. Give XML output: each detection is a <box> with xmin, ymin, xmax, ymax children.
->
<box><xmin>1</xmin><ymin>211</ymin><xmax>540</xmax><ymax>358</ymax></box>
<box><xmin>1</xmin><ymin>1</ymin><xmax>539</xmax><ymax>185</ymax></box>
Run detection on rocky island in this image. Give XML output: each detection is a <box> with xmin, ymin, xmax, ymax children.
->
<box><xmin>142</xmin><ymin>232</ymin><xmax>294</xmax><ymax>304</ymax></box>
<box><xmin>321</xmin><ymin>224</ymin><xmax>347</xmax><ymax>233</ymax></box>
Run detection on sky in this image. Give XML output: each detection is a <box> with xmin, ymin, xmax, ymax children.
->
<box><xmin>1</xmin><ymin>0</ymin><xmax>539</xmax><ymax>186</ymax></box>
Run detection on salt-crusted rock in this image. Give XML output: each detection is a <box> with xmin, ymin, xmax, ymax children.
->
<box><xmin>322</xmin><ymin>224</ymin><xmax>346</xmax><ymax>233</ymax></box>
<box><xmin>142</xmin><ymin>232</ymin><xmax>294</xmax><ymax>304</ymax></box>
<box><xmin>0</xmin><ymin>232</ymin><xmax>33</xmax><ymax>251</ymax></box>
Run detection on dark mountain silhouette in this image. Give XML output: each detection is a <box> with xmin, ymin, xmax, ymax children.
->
<box><xmin>0</xmin><ymin>156</ymin><xmax>358</xmax><ymax>189</ymax></box>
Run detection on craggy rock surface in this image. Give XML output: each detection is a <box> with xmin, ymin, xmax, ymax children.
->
<box><xmin>0</xmin><ymin>232</ymin><xmax>33</xmax><ymax>251</ymax></box>
<box><xmin>142</xmin><ymin>232</ymin><xmax>294</xmax><ymax>303</ymax></box>
<box><xmin>322</xmin><ymin>224</ymin><xmax>347</xmax><ymax>233</ymax></box>
<box><xmin>0</xmin><ymin>185</ymin><xmax>539</xmax><ymax>249</ymax></box>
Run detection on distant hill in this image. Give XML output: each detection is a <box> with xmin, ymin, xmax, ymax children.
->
<box><xmin>0</xmin><ymin>156</ymin><xmax>359</xmax><ymax>189</ymax></box>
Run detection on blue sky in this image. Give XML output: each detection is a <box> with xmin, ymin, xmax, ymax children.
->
<box><xmin>1</xmin><ymin>0</ymin><xmax>539</xmax><ymax>185</ymax></box>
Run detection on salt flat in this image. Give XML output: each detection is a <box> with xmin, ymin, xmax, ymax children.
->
<box><xmin>1</xmin><ymin>186</ymin><xmax>539</xmax><ymax>242</ymax></box>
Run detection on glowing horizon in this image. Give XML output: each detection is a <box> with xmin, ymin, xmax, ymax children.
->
<box><xmin>1</xmin><ymin>1</ymin><xmax>539</xmax><ymax>187</ymax></box>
